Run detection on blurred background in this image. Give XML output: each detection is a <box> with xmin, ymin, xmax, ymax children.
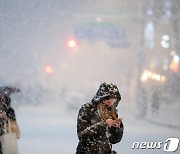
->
<box><xmin>0</xmin><ymin>0</ymin><xmax>180</xmax><ymax>154</ymax></box>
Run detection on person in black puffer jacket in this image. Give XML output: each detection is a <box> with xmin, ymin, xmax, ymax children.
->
<box><xmin>76</xmin><ymin>82</ymin><xmax>124</xmax><ymax>154</ymax></box>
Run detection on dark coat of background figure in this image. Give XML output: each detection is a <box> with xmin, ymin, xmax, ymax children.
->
<box><xmin>0</xmin><ymin>86</ymin><xmax>20</xmax><ymax>154</ymax></box>
<box><xmin>76</xmin><ymin>83</ymin><xmax>124</xmax><ymax>154</ymax></box>
<box><xmin>0</xmin><ymin>96</ymin><xmax>17</xmax><ymax>154</ymax></box>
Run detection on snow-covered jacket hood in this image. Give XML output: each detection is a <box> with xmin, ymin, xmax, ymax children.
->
<box><xmin>92</xmin><ymin>82</ymin><xmax>121</xmax><ymax>107</ymax></box>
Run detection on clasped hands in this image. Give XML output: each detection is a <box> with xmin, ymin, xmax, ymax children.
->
<box><xmin>106</xmin><ymin>118</ymin><xmax>123</xmax><ymax>128</ymax></box>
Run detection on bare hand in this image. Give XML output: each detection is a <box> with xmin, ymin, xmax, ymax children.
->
<box><xmin>105</xmin><ymin>118</ymin><xmax>121</xmax><ymax>127</ymax></box>
<box><xmin>113</xmin><ymin>119</ymin><xmax>122</xmax><ymax>128</ymax></box>
<box><xmin>106</xmin><ymin>119</ymin><xmax>115</xmax><ymax>127</ymax></box>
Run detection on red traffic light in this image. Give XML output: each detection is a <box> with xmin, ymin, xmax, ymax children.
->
<box><xmin>68</xmin><ymin>39</ymin><xmax>77</xmax><ymax>48</ymax></box>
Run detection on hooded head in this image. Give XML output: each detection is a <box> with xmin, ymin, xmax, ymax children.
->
<box><xmin>92</xmin><ymin>82</ymin><xmax>121</xmax><ymax>107</ymax></box>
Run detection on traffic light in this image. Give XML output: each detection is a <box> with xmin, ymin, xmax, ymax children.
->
<box><xmin>68</xmin><ymin>39</ymin><xmax>77</xmax><ymax>48</ymax></box>
<box><xmin>45</xmin><ymin>65</ymin><xmax>53</xmax><ymax>75</ymax></box>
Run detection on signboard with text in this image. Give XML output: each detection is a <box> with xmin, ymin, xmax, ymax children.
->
<box><xmin>74</xmin><ymin>23</ymin><xmax>130</xmax><ymax>48</ymax></box>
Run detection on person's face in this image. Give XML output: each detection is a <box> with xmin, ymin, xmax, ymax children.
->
<box><xmin>103</xmin><ymin>98</ymin><xmax>117</xmax><ymax>107</ymax></box>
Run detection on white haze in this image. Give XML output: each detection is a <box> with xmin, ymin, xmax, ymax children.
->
<box><xmin>0</xmin><ymin>0</ymin><xmax>180</xmax><ymax>154</ymax></box>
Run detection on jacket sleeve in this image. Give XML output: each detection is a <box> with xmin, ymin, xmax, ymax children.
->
<box><xmin>6</xmin><ymin>107</ymin><xmax>16</xmax><ymax>121</ymax></box>
<box><xmin>108</xmin><ymin>122</ymin><xmax>124</xmax><ymax>144</ymax></box>
<box><xmin>77</xmin><ymin>105</ymin><xmax>107</xmax><ymax>141</ymax></box>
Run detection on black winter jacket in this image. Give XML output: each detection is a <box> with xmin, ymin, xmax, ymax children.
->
<box><xmin>76</xmin><ymin>102</ymin><xmax>123</xmax><ymax>154</ymax></box>
<box><xmin>76</xmin><ymin>83</ymin><xmax>124</xmax><ymax>154</ymax></box>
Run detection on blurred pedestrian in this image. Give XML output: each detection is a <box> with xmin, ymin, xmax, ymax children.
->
<box><xmin>0</xmin><ymin>96</ymin><xmax>20</xmax><ymax>154</ymax></box>
<box><xmin>76</xmin><ymin>82</ymin><xmax>124</xmax><ymax>154</ymax></box>
<box><xmin>138</xmin><ymin>87</ymin><xmax>148</xmax><ymax>117</ymax></box>
<box><xmin>151</xmin><ymin>89</ymin><xmax>160</xmax><ymax>116</ymax></box>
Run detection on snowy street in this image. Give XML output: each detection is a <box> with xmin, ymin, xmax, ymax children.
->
<box><xmin>1</xmin><ymin>0</ymin><xmax>180</xmax><ymax>154</ymax></box>
<box><xmin>16</xmin><ymin>102</ymin><xmax>180</xmax><ymax>154</ymax></box>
